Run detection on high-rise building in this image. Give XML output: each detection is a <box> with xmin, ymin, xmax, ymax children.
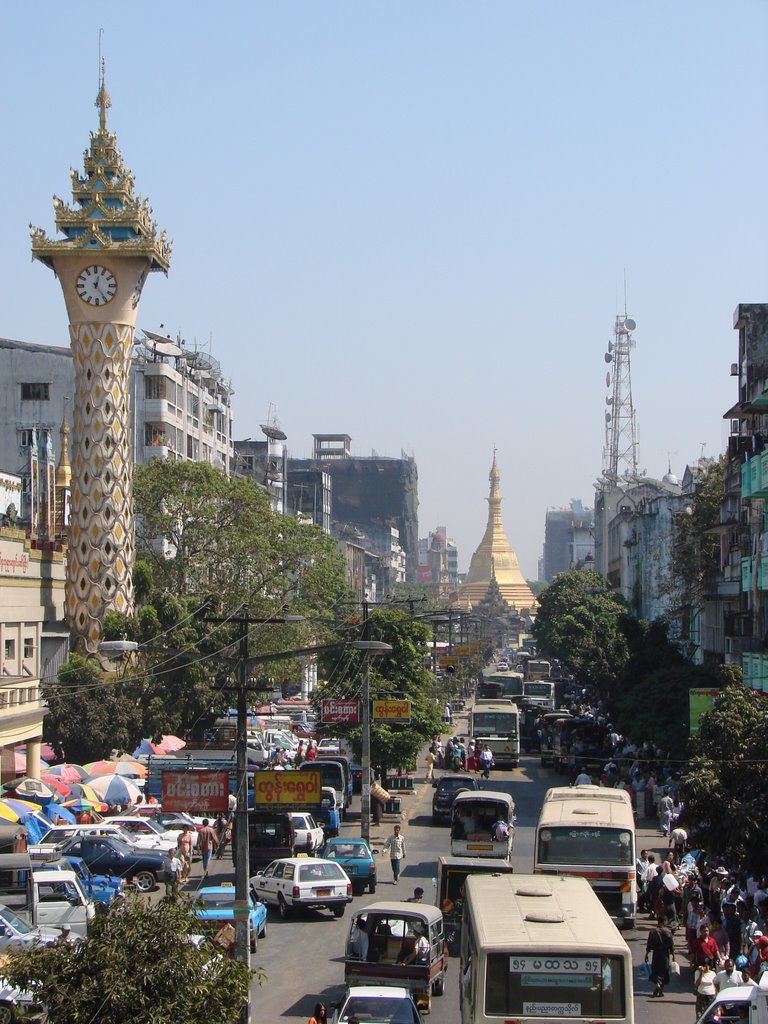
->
<box><xmin>542</xmin><ymin>501</ymin><xmax>594</xmax><ymax>582</ymax></box>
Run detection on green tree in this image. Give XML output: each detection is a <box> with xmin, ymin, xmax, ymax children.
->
<box><xmin>42</xmin><ymin>656</ymin><xmax>144</xmax><ymax>763</ymax></box>
<box><xmin>1</xmin><ymin>894</ymin><xmax>253</xmax><ymax>1024</ymax></box>
<box><xmin>532</xmin><ymin>572</ymin><xmax>629</xmax><ymax>701</ymax></box>
<box><xmin>681</xmin><ymin>680</ymin><xmax>768</xmax><ymax>869</ymax></box>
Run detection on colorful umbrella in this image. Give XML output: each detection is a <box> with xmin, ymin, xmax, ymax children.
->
<box><xmin>85</xmin><ymin>760</ymin><xmax>147</xmax><ymax>779</ymax></box>
<box><xmin>40</xmin><ymin>775</ymin><xmax>72</xmax><ymax>798</ymax></box>
<box><xmin>82</xmin><ymin>774</ymin><xmax>142</xmax><ymax>807</ymax></box>
<box><xmin>13</xmin><ymin>753</ymin><xmax>50</xmax><ymax>775</ymax></box>
<box><xmin>156</xmin><ymin>735</ymin><xmax>186</xmax><ymax>753</ymax></box>
<box><xmin>0</xmin><ymin>798</ymin><xmax>45</xmax><ymax>822</ymax></box>
<box><xmin>43</xmin><ymin>804</ymin><xmax>77</xmax><ymax>824</ymax></box>
<box><xmin>44</xmin><ymin>764</ymin><xmax>88</xmax><ymax>783</ymax></box>
<box><xmin>62</xmin><ymin>798</ymin><xmax>106</xmax><ymax>813</ymax></box>
<box><xmin>3</xmin><ymin>778</ymin><xmax>57</xmax><ymax>803</ymax></box>
<box><xmin>70</xmin><ymin>782</ymin><xmax>111</xmax><ymax>805</ymax></box>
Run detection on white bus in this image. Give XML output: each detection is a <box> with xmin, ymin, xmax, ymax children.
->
<box><xmin>533</xmin><ymin>786</ymin><xmax>637</xmax><ymax>928</ymax></box>
<box><xmin>460</xmin><ymin>873</ymin><xmax>633</xmax><ymax>1024</ymax></box>
<box><xmin>469</xmin><ymin>701</ymin><xmax>520</xmax><ymax>769</ymax></box>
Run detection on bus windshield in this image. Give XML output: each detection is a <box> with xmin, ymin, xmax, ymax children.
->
<box><xmin>487</xmin><ymin>674</ymin><xmax>523</xmax><ymax>697</ymax></box>
<box><xmin>537</xmin><ymin>826</ymin><xmax>634</xmax><ymax>867</ymax></box>
<box><xmin>472</xmin><ymin>712</ymin><xmax>517</xmax><ymax>735</ymax></box>
<box><xmin>485</xmin><ymin>953</ymin><xmax>626</xmax><ymax>1018</ymax></box>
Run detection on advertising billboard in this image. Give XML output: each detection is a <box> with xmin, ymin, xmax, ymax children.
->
<box><xmin>689</xmin><ymin>687</ymin><xmax>719</xmax><ymax>733</ymax></box>
<box><xmin>161</xmin><ymin>769</ymin><xmax>229</xmax><ymax>813</ymax></box>
<box><xmin>252</xmin><ymin>768</ymin><xmax>323</xmax><ymax>810</ymax></box>
<box><xmin>373</xmin><ymin>699</ymin><xmax>411</xmax><ymax>723</ymax></box>
<box><xmin>321</xmin><ymin>698</ymin><xmax>360</xmax><ymax>724</ymax></box>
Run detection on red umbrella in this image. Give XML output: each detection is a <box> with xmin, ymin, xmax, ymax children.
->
<box><xmin>40</xmin><ymin>775</ymin><xmax>72</xmax><ymax>799</ymax></box>
<box><xmin>156</xmin><ymin>735</ymin><xmax>186</xmax><ymax>753</ymax></box>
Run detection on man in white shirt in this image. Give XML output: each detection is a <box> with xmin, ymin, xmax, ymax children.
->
<box><xmin>574</xmin><ymin>768</ymin><xmax>592</xmax><ymax>786</ymax></box>
<box><xmin>714</xmin><ymin>958</ymin><xmax>742</xmax><ymax>991</ymax></box>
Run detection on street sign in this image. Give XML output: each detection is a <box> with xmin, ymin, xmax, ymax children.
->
<box><xmin>373</xmin><ymin>698</ymin><xmax>411</xmax><ymax>723</ymax></box>
<box><xmin>252</xmin><ymin>768</ymin><xmax>323</xmax><ymax>809</ymax></box>
<box><xmin>161</xmin><ymin>769</ymin><xmax>229</xmax><ymax>813</ymax></box>
<box><xmin>321</xmin><ymin>698</ymin><xmax>360</xmax><ymax>724</ymax></box>
<box><xmin>453</xmin><ymin>645</ymin><xmax>471</xmax><ymax>656</ymax></box>
<box><xmin>439</xmin><ymin>656</ymin><xmax>460</xmax><ymax>667</ymax></box>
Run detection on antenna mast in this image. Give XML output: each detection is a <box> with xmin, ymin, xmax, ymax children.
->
<box><xmin>602</xmin><ymin>313</ymin><xmax>639</xmax><ymax>484</ymax></box>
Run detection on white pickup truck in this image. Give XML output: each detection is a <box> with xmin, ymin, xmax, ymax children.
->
<box><xmin>696</xmin><ymin>974</ymin><xmax>768</xmax><ymax>1024</ymax></box>
<box><xmin>0</xmin><ymin>854</ymin><xmax>94</xmax><ymax>937</ymax></box>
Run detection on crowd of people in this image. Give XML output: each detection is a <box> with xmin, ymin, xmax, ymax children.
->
<box><xmin>425</xmin><ymin>735</ymin><xmax>494</xmax><ymax>779</ymax></box>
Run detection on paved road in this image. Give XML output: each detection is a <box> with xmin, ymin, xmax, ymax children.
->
<box><xmin>186</xmin><ymin>738</ymin><xmax>697</xmax><ymax>1023</ymax></box>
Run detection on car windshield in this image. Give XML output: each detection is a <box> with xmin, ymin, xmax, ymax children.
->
<box><xmin>340</xmin><ymin>995</ymin><xmax>419</xmax><ymax>1023</ymax></box>
<box><xmin>438</xmin><ymin>778</ymin><xmax>475</xmax><ymax>793</ymax></box>
<box><xmin>326</xmin><ymin>843</ymin><xmax>368</xmax><ymax>859</ymax></box>
<box><xmin>199</xmin><ymin>892</ymin><xmax>236</xmax><ymax>910</ymax></box>
<box><xmin>0</xmin><ymin>908</ymin><xmax>31</xmax><ymax>934</ymax></box>
<box><xmin>299</xmin><ymin>863</ymin><xmax>345</xmax><ymax>882</ymax></box>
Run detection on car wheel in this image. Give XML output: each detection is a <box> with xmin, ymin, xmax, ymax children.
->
<box><xmin>278</xmin><ymin>894</ymin><xmax>291</xmax><ymax>920</ymax></box>
<box><xmin>259</xmin><ymin>917</ymin><xmax>267</xmax><ymax>939</ymax></box>
<box><xmin>0</xmin><ymin>1000</ymin><xmax>17</xmax><ymax>1024</ymax></box>
<box><xmin>368</xmin><ymin>881</ymin><xmax>376</xmax><ymax>894</ymax></box>
<box><xmin>432</xmin><ymin>971</ymin><xmax>446</xmax><ymax>996</ymax></box>
<box><xmin>134</xmin><ymin>871</ymin><xmax>156</xmax><ymax>893</ymax></box>
<box><xmin>332</xmin><ymin>905</ymin><xmax>346</xmax><ymax>918</ymax></box>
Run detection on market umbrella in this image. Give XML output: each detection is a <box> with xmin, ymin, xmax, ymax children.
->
<box><xmin>42</xmin><ymin>804</ymin><xmax>76</xmax><ymax>824</ymax></box>
<box><xmin>132</xmin><ymin>739</ymin><xmax>161</xmax><ymax>757</ymax></box>
<box><xmin>70</xmin><ymin>782</ymin><xmax>111</xmax><ymax>805</ymax></box>
<box><xmin>62</xmin><ymin>798</ymin><xmax>106</xmax><ymax>813</ymax></box>
<box><xmin>40</xmin><ymin>775</ymin><xmax>72</xmax><ymax>799</ymax></box>
<box><xmin>156</xmin><ymin>735</ymin><xmax>186</xmax><ymax>753</ymax></box>
<box><xmin>3</xmin><ymin>778</ymin><xmax>57</xmax><ymax>803</ymax></box>
<box><xmin>0</xmin><ymin>798</ymin><xmax>45</xmax><ymax>822</ymax></box>
<box><xmin>85</xmin><ymin>760</ymin><xmax>147</xmax><ymax>779</ymax></box>
<box><xmin>83</xmin><ymin>774</ymin><xmax>142</xmax><ymax>807</ymax></box>
<box><xmin>44</xmin><ymin>763</ymin><xmax>88</xmax><ymax>783</ymax></box>
<box><xmin>13</xmin><ymin>753</ymin><xmax>50</xmax><ymax>775</ymax></box>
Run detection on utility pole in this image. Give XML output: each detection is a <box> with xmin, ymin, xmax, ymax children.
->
<box><xmin>234</xmin><ymin>614</ymin><xmax>250</xmax><ymax>1021</ymax></box>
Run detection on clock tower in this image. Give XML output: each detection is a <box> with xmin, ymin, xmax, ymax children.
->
<box><xmin>30</xmin><ymin>74</ymin><xmax>171</xmax><ymax>653</ymax></box>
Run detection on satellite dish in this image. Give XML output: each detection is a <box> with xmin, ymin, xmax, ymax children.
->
<box><xmin>606</xmin><ymin>373</ymin><xmax>611</xmax><ymax>387</ymax></box>
<box><xmin>142</xmin><ymin>330</ymin><xmax>182</xmax><ymax>358</ymax></box>
<box><xmin>606</xmin><ymin>396</ymin><xmax>612</xmax><ymax>406</ymax></box>
<box><xmin>261</xmin><ymin>424</ymin><xmax>287</xmax><ymax>441</ymax></box>
<box><xmin>605</xmin><ymin>412</ymin><xmax>612</xmax><ymax>422</ymax></box>
<box><xmin>625</xmin><ymin>318</ymin><xmax>636</xmax><ymax>331</ymax></box>
<box><xmin>604</xmin><ymin>353</ymin><xmax>613</xmax><ymax>363</ymax></box>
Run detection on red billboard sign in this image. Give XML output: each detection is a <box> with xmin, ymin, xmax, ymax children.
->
<box><xmin>161</xmin><ymin>769</ymin><xmax>229</xmax><ymax>813</ymax></box>
<box><xmin>321</xmin><ymin>698</ymin><xmax>360</xmax><ymax>724</ymax></box>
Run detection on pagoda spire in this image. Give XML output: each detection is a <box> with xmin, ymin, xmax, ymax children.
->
<box><xmin>457</xmin><ymin>452</ymin><xmax>536</xmax><ymax>612</ymax></box>
<box><xmin>96</xmin><ymin>60</ymin><xmax>111</xmax><ymax>132</ymax></box>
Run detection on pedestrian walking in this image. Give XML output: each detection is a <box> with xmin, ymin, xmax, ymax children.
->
<box><xmin>425</xmin><ymin>749</ymin><xmax>436</xmax><ymax>781</ymax></box>
<box><xmin>382</xmin><ymin>824</ymin><xmax>406</xmax><ymax>885</ymax></box>
<box><xmin>164</xmin><ymin>849</ymin><xmax>183</xmax><ymax>898</ymax></box>
<box><xmin>479</xmin><ymin>745</ymin><xmax>494</xmax><ymax>780</ymax></box>
<box><xmin>444</xmin><ymin>704</ymin><xmax>452</xmax><ymax>725</ymax></box>
<box><xmin>198</xmin><ymin>818</ymin><xmax>219</xmax><ymax>876</ymax></box>
<box><xmin>695</xmin><ymin>958</ymin><xmax>718</xmax><ymax>1017</ymax></box>
<box><xmin>644</xmin><ymin>914</ymin><xmax>676</xmax><ymax>998</ymax></box>
<box><xmin>307</xmin><ymin>1002</ymin><xmax>328</xmax><ymax>1024</ymax></box>
<box><xmin>177</xmin><ymin>826</ymin><xmax>194</xmax><ymax>882</ymax></box>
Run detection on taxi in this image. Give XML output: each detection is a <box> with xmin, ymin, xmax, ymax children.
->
<box><xmin>195</xmin><ymin>883</ymin><xmax>267</xmax><ymax>953</ymax></box>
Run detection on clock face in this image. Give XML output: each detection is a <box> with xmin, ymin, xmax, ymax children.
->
<box><xmin>132</xmin><ymin>268</ymin><xmax>148</xmax><ymax>309</ymax></box>
<box><xmin>76</xmin><ymin>265</ymin><xmax>117</xmax><ymax>306</ymax></box>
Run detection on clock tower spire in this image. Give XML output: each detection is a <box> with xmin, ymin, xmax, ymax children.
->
<box><xmin>30</xmin><ymin>78</ymin><xmax>171</xmax><ymax>653</ymax></box>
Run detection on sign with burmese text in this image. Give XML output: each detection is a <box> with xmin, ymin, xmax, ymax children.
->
<box><xmin>373</xmin><ymin>699</ymin><xmax>411</xmax><ymax>723</ymax></box>
<box><xmin>253</xmin><ymin>769</ymin><xmax>322</xmax><ymax>810</ymax></box>
<box><xmin>161</xmin><ymin>769</ymin><xmax>229</xmax><ymax>813</ymax></box>
<box><xmin>321</xmin><ymin>698</ymin><xmax>360</xmax><ymax>724</ymax></box>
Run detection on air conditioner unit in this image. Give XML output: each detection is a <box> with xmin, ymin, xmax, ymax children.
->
<box><xmin>731</xmin><ymin>363</ymin><xmax>738</xmax><ymax>376</ymax></box>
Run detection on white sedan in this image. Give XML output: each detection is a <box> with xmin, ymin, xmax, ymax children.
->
<box><xmin>333</xmin><ymin>986</ymin><xmax>423</xmax><ymax>1024</ymax></box>
<box><xmin>102</xmin><ymin>817</ymin><xmax>179</xmax><ymax>853</ymax></box>
<box><xmin>316</xmin><ymin>738</ymin><xmax>342</xmax><ymax>756</ymax></box>
<box><xmin>250</xmin><ymin>857</ymin><xmax>352</xmax><ymax>919</ymax></box>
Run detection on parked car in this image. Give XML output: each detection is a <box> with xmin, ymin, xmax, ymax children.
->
<box><xmin>317</xmin><ymin>738</ymin><xmax>342</xmax><ymax>756</ymax></box>
<box><xmin>320</xmin><ymin>837</ymin><xmax>376</xmax><ymax>896</ymax></box>
<box><xmin>28</xmin><ymin>853</ymin><xmax>124</xmax><ymax>906</ymax></box>
<box><xmin>431</xmin><ymin>774</ymin><xmax>479</xmax><ymax>824</ymax></box>
<box><xmin>104</xmin><ymin>816</ymin><xmax>179</xmax><ymax>852</ymax></box>
<box><xmin>0</xmin><ymin>905</ymin><xmax>66</xmax><ymax>952</ymax></box>
<box><xmin>56</xmin><ymin>835</ymin><xmax>165</xmax><ymax>893</ymax></box>
<box><xmin>126</xmin><ymin>807</ymin><xmax>204</xmax><ymax>840</ymax></box>
<box><xmin>32</xmin><ymin>822</ymin><xmax>169</xmax><ymax>854</ymax></box>
<box><xmin>194</xmin><ymin>884</ymin><xmax>267</xmax><ymax>953</ymax></box>
<box><xmin>332</xmin><ymin>985</ymin><xmax>423</xmax><ymax>1024</ymax></box>
<box><xmin>250</xmin><ymin>857</ymin><xmax>352</xmax><ymax>919</ymax></box>
<box><xmin>290</xmin><ymin>813</ymin><xmax>324</xmax><ymax>856</ymax></box>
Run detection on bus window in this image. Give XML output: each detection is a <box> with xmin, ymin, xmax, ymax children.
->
<box><xmin>485</xmin><ymin>953</ymin><xmax>626</xmax><ymax>1018</ymax></box>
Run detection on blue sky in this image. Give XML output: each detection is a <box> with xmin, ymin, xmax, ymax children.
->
<box><xmin>2</xmin><ymin>2</ymin><xmax>767</xmax><ymax>578</ymax></box>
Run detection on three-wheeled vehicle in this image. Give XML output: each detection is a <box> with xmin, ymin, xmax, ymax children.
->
<box><xmin>449</xmin><ymin>791</ymin><xmax>515</xmax><ymax>861</ymax></box>
<box><xmin>436</xmin><ymin>855</ymin><xmax>514</xmax><ymax>954</ymax></box>
<box><xmin>344</xmin><ymin>901</ymin><xmax>448</xmax><ymax>1013</ymax></box>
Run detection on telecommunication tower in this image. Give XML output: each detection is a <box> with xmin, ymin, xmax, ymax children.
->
<box><xmin>602</xmin><ymin>314</ymin><xmax>639</xmax><ymax>484</ymax></box>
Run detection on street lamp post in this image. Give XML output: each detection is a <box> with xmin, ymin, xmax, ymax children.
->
<box><xmin>349</xmin><ymin>638</ymin><xmax>392</xmax><ymax>844</ymax></box>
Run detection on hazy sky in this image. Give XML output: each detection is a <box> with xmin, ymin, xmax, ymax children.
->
<box><xmin>2</xmin><ymin>3</ymin><xmax>767</xmax><ymax>578</ymax></box>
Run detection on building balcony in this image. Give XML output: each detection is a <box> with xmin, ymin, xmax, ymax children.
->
<box><xmin>143</xmin><ymin>444</ymin><xmax>171</xmax><ymax>461</ymax></box>
<box><xmin>742</xmin><ymin>651</ymin><xmax>768</xmax><ymax>691</ymax></box>
<box><xmin>751</xmin><ymin>385</ymin><xmax>768</xmax><ymax>410</ymax></box>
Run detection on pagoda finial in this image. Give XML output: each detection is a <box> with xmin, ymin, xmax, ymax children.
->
<box><xmin>96</xmin><ymin>57</ymin><xmax>111</xmax><ymax>132</ymax></box>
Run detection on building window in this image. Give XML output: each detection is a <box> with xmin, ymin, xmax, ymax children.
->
<box><xmin>145</xmin><ymin>376</ymin><xmax>167</xmax><ymax>400</ymax></box>
<box><xmin>20</xmin><ymin>383</ymin><xmax>50</xmax><ymax>402</ymax></box>
<box><xmin>3</xmin><ymin>639</ymin><xmax>15</xmax><ymax>661</ymax></box>
<box><xmin>23</xmin><ymin>637</ymin><xmax>34</xmax><ymax>660</ymax></box>
<box><xmin>0</xmin><ymin>693</ymin><xmax>7</xmax><ymax>710</ymax></box>
<box><xmin>8</xmin><ymin>690</ymin><xmax>17</xmax><ymax>707</ymax></box>
<box><xmin>18</xmin><ymin>429</ymin><xmax>35</xmax><ymax>448</ymax></box>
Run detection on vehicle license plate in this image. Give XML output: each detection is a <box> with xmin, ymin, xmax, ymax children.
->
<box><xmin>316</xmin><ymin>887</ymin><xmax>331</xmax><ymax>897</ymax></box>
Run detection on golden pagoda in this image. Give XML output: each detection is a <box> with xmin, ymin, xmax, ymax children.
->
<box><xmin>457</xmin><ymin>453</ymin><xmax>536</xmax><ymax>611</ymax></box>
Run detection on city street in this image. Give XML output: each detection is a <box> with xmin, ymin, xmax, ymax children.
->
<box><xmin>190</xmin><ymin>722</ymin><xmax>698</xmax><ymax>1024</ymax></box>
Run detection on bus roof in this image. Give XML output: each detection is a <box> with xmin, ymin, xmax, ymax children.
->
<box><xmin>471</xmin><ymin>701</ymin><xmax>519</xmax><ymax>712</ymax></box>
<box><xmin>538</xmin><ymin>787</ymin><xmax>634</xmax><ymax>828</ymax></box>
<box><xmin>464</xmin><ymin>873</ymin><xmax>631</xmax><ymax>953</ymax></box>
<box><xmin>453</xmin><ymin>791</ymin><xmax>515</xmax><ymax>812</ymax></box>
